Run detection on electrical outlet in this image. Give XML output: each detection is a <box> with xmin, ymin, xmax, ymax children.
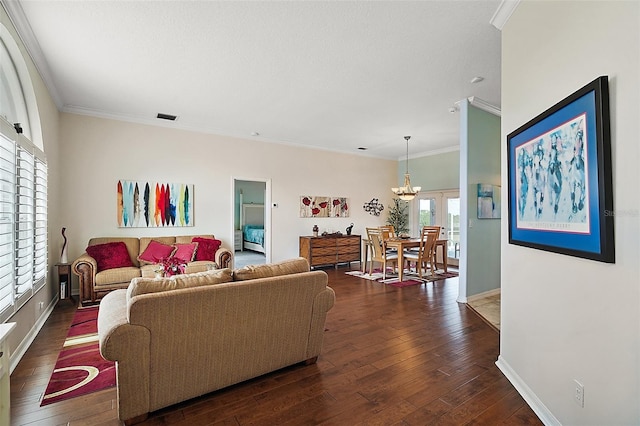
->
<box><xmin>39</xmin><ymin>301</ymin><xmax>44</xmax><ymax>310</ymax></box>
<box><xmin>574</xmin><ymin>379</ymin><xmax>584</xmax><ymax>407</ymax></box>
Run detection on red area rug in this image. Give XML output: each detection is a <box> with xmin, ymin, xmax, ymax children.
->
<box><xmin>385</xmin><ymin>279</ymin><xmax>424</xmax><ymax>288</ymax></box>
<box><xmin>41</xmin><ymin>306</ymin><xmax>116</xmax><ymax>406</ymax></box>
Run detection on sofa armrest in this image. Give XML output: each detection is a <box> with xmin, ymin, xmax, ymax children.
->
<box><xmin>72</xmin><ymin>253</ymin><xmax>98</xmax><ymax>304</ymax></box>
<box><xmin>98</xmin><ymin>290</ymin><xmax>151</xmax><ymax>423</ymax></box>
<box><xmin>215</xmin><ymin>247</ymin><xmax>233</xmax><ymax>269</ymax></box>
<box><xmin>306</xmin><ymin>284</ymin><xmax>336</xmax><ymax>360</ymax></box>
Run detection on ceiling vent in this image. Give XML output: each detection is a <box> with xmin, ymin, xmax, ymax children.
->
<box><xmin>156</xmin><ymin>113</ymin><xmax>178</xmax><ymax>121</ymax></box>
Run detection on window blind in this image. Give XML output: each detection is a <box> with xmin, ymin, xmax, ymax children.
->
<box><xmin>15</xmin><ymin>146</ymin><xmax>34</xmax><ymax>306</ymax></box>
<box><xmin>0</xmin><ymin>135</ymin><xmax>15</xmax><ymax>320</ymax></box>
<box><xmin>34</xmin><ymin>158</ymin><xmax>47</xmax><ymax>290</ymax></box>
<box><xmin>0</xmin><ymin>122</ymin><xmax>47</xmax><ymax>322</ymax></box>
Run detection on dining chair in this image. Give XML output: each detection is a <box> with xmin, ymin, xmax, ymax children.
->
<box><xmin>422</xmin><ymin>225</ymin><xmax>441</xmax><ymax>236</ymax></box>
<box><xmin>422</xmin><ymin>226</ymin><xmax>442</xmax><ymax>268</ymax></box>
<box><xmin>378</xmin><ymin>225</ymin><xmax>398</xmax><ymax>255</ymax></box>
<box><xmin>379</xmin><ymin>225</ymin><xmax>396</xmax><ymax>240</ymax></box>
<box><xmin>403</xmin><ymin>228</ymin><xmax>437</xmax><ymax>279</ymax></box>
<box><xmin>366</xmin><ymin>228</ymin><xmax>398</xmax><ymax>279</ymax></box>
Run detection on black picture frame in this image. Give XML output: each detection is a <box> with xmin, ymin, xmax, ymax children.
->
<box><xmin>507</xmin><ymin>76</ymin><xmax>614</xmax><ymax>263</ymax></box>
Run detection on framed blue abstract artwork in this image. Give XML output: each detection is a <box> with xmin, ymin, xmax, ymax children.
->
<box><xmin>507</xmin><ymin>76</ymin><xmax>614</xmax><ymax>263</ymax></box>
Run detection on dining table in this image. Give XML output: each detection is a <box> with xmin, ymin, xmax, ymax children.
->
<box><xmin>384</xmin><ymin>237</ymin><xmax>448</xmax><ymax>282</ymax></box>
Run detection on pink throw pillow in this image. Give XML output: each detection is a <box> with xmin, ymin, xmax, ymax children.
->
<box><xmin>138</xmin><ymin>240</ymin><xmax>175</xmax><ymax>264</ymax></box>
<box><xmin>86</xmin><ymin>241</ymin><xmax>134</xmax><ymax>272</ymax></box>
<box><xmin>192</xmin><ymin>237</ymin><xmax>222</xmax><ymax>261</ymax></box>
<box><xmin>172</xmin><ymin>242</ymin><xmax>198</xmax><ymax>263</ymax></box>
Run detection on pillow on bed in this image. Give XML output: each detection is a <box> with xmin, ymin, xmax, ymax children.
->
<box><xmin>192</xmin><ymin>237</ymin><xmax>222</xmax><ymax>261</ymax></box>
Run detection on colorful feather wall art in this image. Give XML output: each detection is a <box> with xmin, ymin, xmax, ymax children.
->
<box><xmin>117</xmin><ymin>180</ymin><xmax>194</xmax><ymax>227</ymax></box>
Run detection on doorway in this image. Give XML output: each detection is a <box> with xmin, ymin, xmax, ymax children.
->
<box><xmin>412</xmin><ymin>190</ymin><xmax>460</xmax><ymax>267</ymax></box>
<box><xmin>233</xmin><ymin>178</ymin><xmax>271</xmax><ymax>268</ymax></box>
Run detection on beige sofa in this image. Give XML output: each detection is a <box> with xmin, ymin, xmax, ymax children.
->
<box><xmin>97</xmin><ymin>258</ymin><xmax>335</xmax><ymax>425</ymax></box>
<box><xmin>72</xmin><ymin>235</ymin><xmax>233</xmax><ymax>305</ymax></box>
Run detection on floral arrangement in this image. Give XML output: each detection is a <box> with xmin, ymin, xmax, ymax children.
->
<box><xmin>154</xmin><ymin>256</ymin><xmax>186</xmax><ymax>277</ymax></box>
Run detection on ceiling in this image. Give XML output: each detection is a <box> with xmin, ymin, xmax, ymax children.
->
<box><xmin>5</xmin><ymin>0</ymin><xmax>502</xmax><ymax>160</ymax></box>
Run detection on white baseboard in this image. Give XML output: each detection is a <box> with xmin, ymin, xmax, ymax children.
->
<box><xmin>467</xmin><ymin>287</ymin><xmax>501</xmax><ymax>302</ymax></box>
<box><xmin>495</xmin><ymin>355</ymin><xmax>561</xmax><ymax>425</ymax></box>
<box><xmin>10</xmin><ymin>296</ymin><xmax>58</xmax><ymax>374</ymax></box>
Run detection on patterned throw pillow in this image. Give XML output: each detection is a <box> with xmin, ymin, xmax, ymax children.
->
<box><xmin>86</xmin><ymin>241</ymin><xmax>134</xmax><ymax>272</ymax></box>
<box><xmin>137</xmin><ymin>240</ymin><xmax>175</xmax><ymax>264</ymax></box>
<box><xmin>172</xmin><ymin>242</ymin><xmax>198</xmax><ymax>263</ymax></box>
<box><xmin>192</xmin><ymin>237</ymin><xmax>222</xmax><ymax>261</ymax></box>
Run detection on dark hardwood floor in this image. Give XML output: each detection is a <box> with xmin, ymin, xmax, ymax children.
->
<box><xmin>10</xmin><ymin>266</ymin><xmax>542</xmax><ymax>425</ymax></box>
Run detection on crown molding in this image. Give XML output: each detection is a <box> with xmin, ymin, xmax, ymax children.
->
<box><xmin>490</xmin><ymin>0</ymin><xmax>521</xmax><ymax>31</ymax></box>
<box><xmin>2</xmin><ymin>0</ymin><xmax>62</xmax><ymax>108</ymax></box>
<box><xmin>467</xmin><ymin>96</ymin><xmax>501</xmax><ymax>117</ymax></box>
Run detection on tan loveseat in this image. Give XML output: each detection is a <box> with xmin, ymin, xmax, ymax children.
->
<box><xmin>72</xmin><ymin>235</ymin><xmax>233</xmax><ymax>305</ymax></box>
<box><xmin>97</xmin><ymin>258</ymin><xmax>335</xmax><ymax>424</ymax></box>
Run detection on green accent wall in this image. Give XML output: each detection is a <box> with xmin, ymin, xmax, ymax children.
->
<box><xmin>466</xmin><ymin>104</ymin><xmax>501</xmax><ymax>297</ymax></box>
<box><xmin>399</xmin><ymin>149</ymin><xmax>460</xmax><ymax>191</ymax></box>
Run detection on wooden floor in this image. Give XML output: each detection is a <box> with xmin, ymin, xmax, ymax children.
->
<box><xmin>10</xmin><ymin>266</ymin><xmax>542</xmax><ymax>425</ymax></box>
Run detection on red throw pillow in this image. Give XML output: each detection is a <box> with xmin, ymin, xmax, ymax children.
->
<box><xmin>172</xmin><ymin>242</ymin><xmax>198</xmax><ymax>263</ymax></box>
<box><xmin>192</xmin><ymin>237</ymin><xmax>222</xmax><ymax>261</ymax></box>
<box><xmin>138</xmin><ymin>240</ymin><xmax>175</xmax><ymax>264</ymax></box>
<box><xmin>86</xmin><ymin>241</ymin><xmax>134</xmax><ymax>272</ymax></box>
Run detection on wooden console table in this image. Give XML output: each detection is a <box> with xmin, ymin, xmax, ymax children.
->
<box><xmin>299</xmin><ymin>234</ymin><xmax>361</xmax><ymax>269</ymax></box>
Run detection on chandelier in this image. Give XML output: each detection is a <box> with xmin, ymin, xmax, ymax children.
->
<box><xmin>391</xmin><ymin>135</ymin><xmax>421</xmax><ymax>201</ymax></box>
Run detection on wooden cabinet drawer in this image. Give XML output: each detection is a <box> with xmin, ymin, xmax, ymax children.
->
<box><xmin>337</xmin><ymin>253</ymin><xmax>359</xmax><ymax>262</ymax></box>
<box><xmin>311</xmin><ymin>238</ymin><xmax>336</xmax><ymax>248</ymax></box>
<box><xmin>312</xmin><ymin>247</ymin><xmax>336</xmax><ymax>256</ymax></box>
<box><xmin>312</xmin><ymin>255</ymin><xmax>338</xmax><ymax>265</ymax></box>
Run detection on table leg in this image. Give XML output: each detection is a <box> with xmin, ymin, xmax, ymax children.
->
<box><xmin>362</xmin><ymin>241</ymin><xmax>369</xmax><ymax>273</ymax></box>
<box><xmin>442</xmin><ymin>244</ymin><xmax>448</xmax><ymax>273</ymax></box>
<box><xmin>397</xmin><ymin>248</ymin><xmax>404</xmax><ymax>282</ymax></box>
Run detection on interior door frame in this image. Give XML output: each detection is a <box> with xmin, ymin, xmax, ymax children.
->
<box><xmin>232</xmin><ymin>177</ymin><xmax>272</xmax><ymax>264</ymax></box>
<box><xmin>410</xmin><ymin>189</ymin><xmax>460</xmax><ymax>265</ymax></box>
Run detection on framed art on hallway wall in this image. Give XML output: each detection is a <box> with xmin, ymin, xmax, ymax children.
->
<box><xmin>507</xmin><ymin>76</ymin><xmax>614</xmax><ymax>263</ymax></box>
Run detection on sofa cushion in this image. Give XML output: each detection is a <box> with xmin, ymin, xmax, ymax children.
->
<box><xmin>138</xmin><ymin>240</ymin><xmax>175</xmax><ymax>265</ymax></box>
<box><xmin>86</xmin><ymin>241</ymin><xmax>135</xmax><ymax>272</ymax></box>
<box><xmin>127</xmin><ymin>268</ymin><xmax>233</xmax><ymax>298</ymax></box>
<box><xmin>95</xmin><ymin>266</ymin><xmax>141</xmax><ymax>287</ymax></box>
<box><xmin>233</xmin><ymin>257</ymin><xmax>310</xmax><ymax>281</ymax></box>
<box><xmin>192</xmin><ymin>237</ymin><xmax>222</xmax><ymax>261</ymax></box>
<box><xmin>172</xmin><ymin>242</ymin><xmax>198</xmax><ymax>263</ymax></box>
<box><xmin>139</xmin><ymin>260</ymin><xmax>216</xmax><ymax>278</ymax></box>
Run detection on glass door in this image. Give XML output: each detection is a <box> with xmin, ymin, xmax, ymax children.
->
<box><xmin>414</xmin><ymin>190</ymin><xmax>460</xmax><ymax>266</ymax></box>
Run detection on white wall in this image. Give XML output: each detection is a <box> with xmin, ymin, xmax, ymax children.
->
<box><xmin>60</xmin><ymin>113</ymin><xmax>397</xmax><ymax>277</ymax></box>
<box><xmin>499</xmin><ymin>1</ymin><xmax>639</xmax><ymax>424</ymax></box>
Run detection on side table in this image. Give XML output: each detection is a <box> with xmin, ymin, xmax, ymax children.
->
<box><xmin>55</xmin><ymin>263</ymin><xmax>74</xmax><ymax>303</ymax></box>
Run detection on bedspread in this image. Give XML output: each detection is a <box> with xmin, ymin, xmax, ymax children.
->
<box><xmin>243</xmin><ymin>225</ymin><xmax>264</xmax><ymax>246</ymax></box>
